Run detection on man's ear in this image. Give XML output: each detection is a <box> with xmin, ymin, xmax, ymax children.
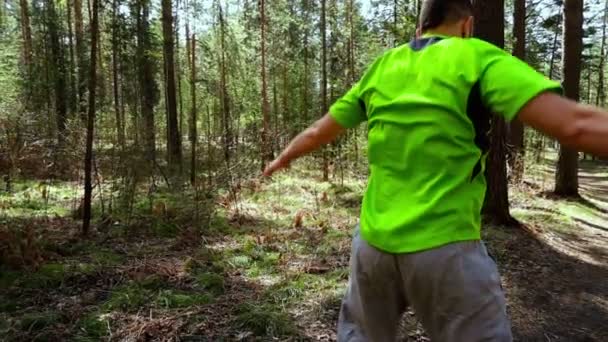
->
<box><xmin>465</xmin><ymin>16</ymin><xmax>474</xmax><ymax>37</ymax></box>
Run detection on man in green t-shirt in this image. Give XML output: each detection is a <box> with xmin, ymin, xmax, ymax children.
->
<box><xmin>264</xmin><ymin>0</ymin><xmax>608</xmax><ymax>340</ymax></box>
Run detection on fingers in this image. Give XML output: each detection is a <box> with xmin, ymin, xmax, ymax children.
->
<box><xmin>263</xmin><ymin>158</ymin><xmax>289</xmax><ymax>177</ymax></box>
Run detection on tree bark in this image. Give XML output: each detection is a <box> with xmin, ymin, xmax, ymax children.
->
<box><xmin>321</xmin><ymin>0</ymin><xmax>329</xmax><ymax>181</ymax></box>
<box><xmin>112</xmin><ymin>0</ymin><xmax>125</xmax><ymax>148</ymax></box>
<box><xmin>189</xmin><ymin>30</ymin><xmax>197</xmax><ymax>186</ymax></box>
<box><xmin>260</xmin><ymin>0</ymin><xmax>272</xmax><ymax>166</ymax></box>
<box><xmin>549</xmin><ymin>15</ymin><xmax>560</xmax><ymax>79</ymax></box>
<box><xmin>555</xmin><ymin>0</ymin><xmax>583</xmax><ymax>197</ymax></box>
<box><xmin>302</xmin><ymin>0</ymin><xmax>310</xmax><ymax>127</ymax></box>
<box><xmin>19</xmin><ymin>0</ymin><xmax>33</xmax><ymax>75</ymax></box>
<box><xmin>218</xmin><ymin>4</ymin><xmax>231</xmax><ymax>166</ymax></box>
<box><xmin>74</xmin><ymin>0</ymin><xmax>86</xmax><ymax>121</ymax></box>
<box><xmin>162</xmin><ymin>0</ymin><xmax>182</xmax><ymax>173</ymax></box>
<box><xmin>175</xmin><ymin>2</ymin><xmax>184</xmax><ymax>144</ymax></box>
<box><xmin>83</xmin><ymin>0</ymin><xmax>99</xmax><ymax>236</ymax></box>
<box><xmin>138</xmin><ymin>0</ymin><xmax>158</xmax><ymax>164</ymax></box>
<box><xmin>66</xmin><ymin>0</ymin><xmax>77</xmax><ymax>116</ymax></box>
<box><xmin>597</xmin><ymin>0</ymin><xmax>608</xmax><ymax>108</ymax></box>
<box><xmin>509</xmin><ymin>0</ymin><xmax>526</xmax><ymax>183</ymax></box>
<box><xmin>474</xmin><ymin>0</ymin><xmax>515</xmax><ymax>225</ymax></box>
<box><xmin>47</xmin><ymin>0</ymin><xmax>68</xmax><ymax>149</ymax></box>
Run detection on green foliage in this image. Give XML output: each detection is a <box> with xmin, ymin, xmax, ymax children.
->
<box><xmin>155</xmin><ymin>290</ymin><xmax>211</xmax><ymax>308</ymax></box>
<box><xmin>0</xmin><ymin>27</ymin><xmax>20</xmax><ymax>120</ymax></box>
<box><xmin>234</xmin><ymin>302</ymin><xmax>296</xmax><ymax>338</ymax></box>
<box><xmin>0</xmin><ymin>294</ymin><xmax>20</xmax><ymax>312</ymax></box>
<box><xmin>75</xmin><ymin>313</ymin><xmax>108</xmax><ymax>340</ymax></box>
<box><xmin>0</xmin><ymin>268</ymin><xmax>21</xmax><ymax>288</ymax></box>
<box><xmin>227</xmin><ymin>255</ymin><xmax>252</xmax><ymax>269</ymax></box>
<box><xmin>89</xmin><ymin>247</ymin><xmax>125</xmax><ymax>266</ymax></box>
<box><xmin>0</xmin><ymin>181</ymin><xmax>79</xmax><ymax>218</ymax></box>
<box><xmin>194</xmin><ymin>272</ymin><xmax>224</xmax><ymax>296</ymax></box>
<box><xmin>20</xmin><ymin>263</ymin><xmax>68</xmax><ymax>289</ymax></box>
<box><xmin>104</xmin><ymin>284</ymin><xmax>152</xmax><ymax>312</ymax></box>
<box><xmin>18</xmin><ymin>311</ymin><xmax>64</xmax><ymax>332</ymax></box>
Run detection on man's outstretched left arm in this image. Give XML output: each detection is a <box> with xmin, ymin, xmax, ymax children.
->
<box><xmin>263</xmin><ymin>114</ymin><xmax>345</xmax><ymax>177</ymax></box>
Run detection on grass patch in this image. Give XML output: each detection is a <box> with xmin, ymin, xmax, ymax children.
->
<box><xmin>89</xmin><ymin>247</ymin><xmax>125</xmax><ymax>266</ymax></box>
<box><xmin>265</xmin><ymin>271</ymin><xmax>346</xmax><ymax>307</ymax></box>
<box><xmin>234</xmin><ymin>302</ymin><xmax>296</xmax><ymax>337</ymax></box>
<box><xmin>104</xmin><ymin>283</ymin><xmax>153</xmax><ymax>312</ymax></box>
<box><xmin>0</xmin><ymin>268</ymin><xmax>22</xmax><ymax>288</ymax></box>
<box><xmin>227</xmin><ymin>255</ymin><xmax>252</xmax><ymax>269</ymax></box>
<box><xmin>0</xmin><ymin>294</ymin><xmax>21</xmax><ymax>312</ymax></box>
<box><xmin>20</xmin><ymin>263</ymin><xmax>68</xmax><ymax>289</ymax></box>
<box><xmin>0</xmin><ymin>180</ymin><xmax>78</xmax><ymax>218</ymax></box>
<box><xmin>194</xmin><ymin>272</ymin><xmax>224</xmax><ymax>296</ymax></box>
<box><xmin>155</xmin><ymin>290</ymin><xmax>212</xmax><ymax>308</ymax></box>
<box><xmin>18</xmin><ymin>311</ymin><xmax>64</xmax><ymax>332</ymax></box>
<box><xmin>75</xmin><ymin>312</ymin><xmax>109</xmax><ymax>341</ymax></box>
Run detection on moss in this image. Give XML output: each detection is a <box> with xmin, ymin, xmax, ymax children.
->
<box><xmin>152</xmin><ymin>221</ymin><xmax>179</xmax><ymax>238</ymax></box>
<box><xmin>234</xmin><ymin>302</ymin><xmax>296</xmax><ymax>337</ymax></box>
<box><xmin>0</xmin><ymin>295</ymin><xmax>21</xmax><ymax>312</ymax></box>
<box><xmin>139</xmin><ymin>275</ymin><xmax>167</xmax><ymax>290</ymax></box>
<box><xmin>75</xmin><ymin>263</ymin><xmax>98</xmax><ymax>275</ymax></box>
<box><xmin>89</xmin><ymin>248</ymin><xmax>125</xmax><ymax>266</ymax></box>
<box><xmin>194</xmin><ymin>272</ymin><xmax>224</xmax><ymax>295</ymax></box>
<box><xmin>0</xmin><ymin>268</ymin><xmax>22</xmax><ymax>288</ymax></box>
<box><xmin>104</xmin><ymin>284</ymin><xmax>152</xmax><ymax>312</ymax></box>
<box><xmin>75</xmin><ymin>312</ymin><xmax>108</xmax><ymax>340</ymax></box>
<box><xmin>18</xmin><ymin>311</ymin><xmax>64</xmax><ymax>332</ymax></box>
<box><xmin>21</xmin><ymin>263</ymin><xmax>67</xmax><ymax>289</ymax></box>
<box><xmin>227</xmin><ymin>255</ymin><xmax>252</xmax><ymax>268</ymax></box>
<box><xmin>155</xmin><ymin>290</ymin><xmax>212</xmax><ymax>308</ymax></box>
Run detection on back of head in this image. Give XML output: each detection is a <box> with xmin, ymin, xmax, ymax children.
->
<box><xmin>419</xmin><ymin>0</ymin><xmax>473</xmax><ymax>31</ymax></box>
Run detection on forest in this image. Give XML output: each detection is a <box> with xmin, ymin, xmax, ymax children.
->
<box><xmin>0</xmin><ymin>0</ymin><xmax>607</xmax><ymax>340</ymax></box>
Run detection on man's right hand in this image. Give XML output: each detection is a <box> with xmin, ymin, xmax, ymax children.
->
<box><xmin>263</xmin><ymin>156</ymin><xmax>290</xmax><ymax>177</ymax></box>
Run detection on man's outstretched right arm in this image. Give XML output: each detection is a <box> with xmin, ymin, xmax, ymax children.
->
<box><xmin>518</xmin><ymin>92</ymin><xmax>608</xmax><ymax>157</ymax></box>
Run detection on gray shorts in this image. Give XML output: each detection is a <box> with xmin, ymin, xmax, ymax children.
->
<box><xmin>338</xmin><ymin>229</ymin><xmax>513</xmax><ymax>342</ymax></box>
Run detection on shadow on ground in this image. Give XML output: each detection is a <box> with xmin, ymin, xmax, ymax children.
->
<box><xmin>484</xmin><ymin>226</ymin><xmax>608</xmax><ymax>342</ymax></box>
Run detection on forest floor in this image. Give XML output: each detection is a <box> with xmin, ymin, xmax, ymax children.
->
<box><xmin>1</xmin><ymin>157</ymin><xmax>608</xmax><ymax>341</ymax></box>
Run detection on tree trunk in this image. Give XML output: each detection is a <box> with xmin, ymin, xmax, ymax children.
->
<box><xmin>549</xmin><ymin>16</ymin><xmax>560</xmax><ymax>79</ymax></box>
<box><xmin>321</xmin><ymin>0</ymin><xmax>329</xmax><ymax>181</ymax></box>
<box><xmin>66</xmin><ymin>0</ymin><xmax>77</xmax><ymax>116</ymax></box>
<box><xmin>138</xmin><ymin>0</ymin><xmax>157</xmax><ymax>164</ymax></box>
<box><xmin>597</xmin><ymin>0</ymin><xmax>608</xmax><ymax>108</ymax></box>
<box><xmin>19</xmin><ymin>0</ymin><xmax>33</xmax><ymax>75</ymax></box>
<box><xmin>260</xmin><ymin>0</ymin><xmax>272</xmax><ymax>166</ymax></box>
<box><xmin>219</xmin><ymin>4</ymin><xmax>231</xmax><ymax>166</ymax></box>
<box><xmin>509</xmin><ymin>0</ymin><xmax>526</xmax><ymax>183</ymax></box>
<box><xmin>189</xmin><ymin>31</ymin><xmax>197</xmax><ymax>186</ymax></box>
<box><xmin>74</xmin><ymin>0</ymin><xmax>86</xmax><ymax>121</ymax></box>
<box><xmin>83</xmin><ymin>0</ymin><xmax>99</xmax><ymax>236</ymax></box>
<box><xmin>47</xmin><ymin>0</ymin><xmax>68</xmax><ymax>150</ymax></box>
<box><xmin>302</xmin><ymin>1</ymin><xmax>309</xmax><ymax>127</ymax></box>
<box><xmin>587</xmin><ymin>65</ymin><xmax>593</xmax><ymax>103</ymax></box>
<box><xmin>474</xmin><ymin>0</ymin><xmax>515</xmax><ymax>225</ymax></box>
<box><xmin>175</xmin><ymin>3</ymin><xmax>184</xmax><ymax>144</ymax></box>
<box><xmin>162</xmin><ymin>0</ymin><xmax>182</xmax><ymax>174</ymax></box>
<box><xmin>555</xmin><ymin>0</ymin><xmax>583</xmax><ymax>197</ymax></box>
<box><xmin>112</xmin><ymin>0</ymin><xmax>125</xmax><ymax>148</ymax></box>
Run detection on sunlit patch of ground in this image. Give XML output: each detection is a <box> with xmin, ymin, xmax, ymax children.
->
<box><xmin>1</xmin><ymin>158</ymin><xmax>608</xmax><ymax>341</ymax></box>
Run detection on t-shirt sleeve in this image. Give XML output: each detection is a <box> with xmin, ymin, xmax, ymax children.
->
<box><xmin>478</xmin><ymin>41</ymin><xmax>562</xmax><ymax>122</ymax></box>
<box><xmin>329</xmin><ymin>82</ymin><xmax>367</xmax><ymax>129</ymax></box>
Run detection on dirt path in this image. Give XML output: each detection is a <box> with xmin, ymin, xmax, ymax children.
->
<box><xmin>499</xmin><ymin>160</ymin><xmax>608</xmax><ymax>341</ymax></box>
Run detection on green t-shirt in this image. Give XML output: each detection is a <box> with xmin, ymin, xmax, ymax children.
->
<box><xmin>330</xmin><ymin>35</ymin><xmax>561</xmax><ymax>254</ymax></box>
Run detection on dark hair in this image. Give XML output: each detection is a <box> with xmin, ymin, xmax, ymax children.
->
<box><xmin>419</xmin><ymin>0</ymin><xmax>473</xmax><ymax>31</ymax></box>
